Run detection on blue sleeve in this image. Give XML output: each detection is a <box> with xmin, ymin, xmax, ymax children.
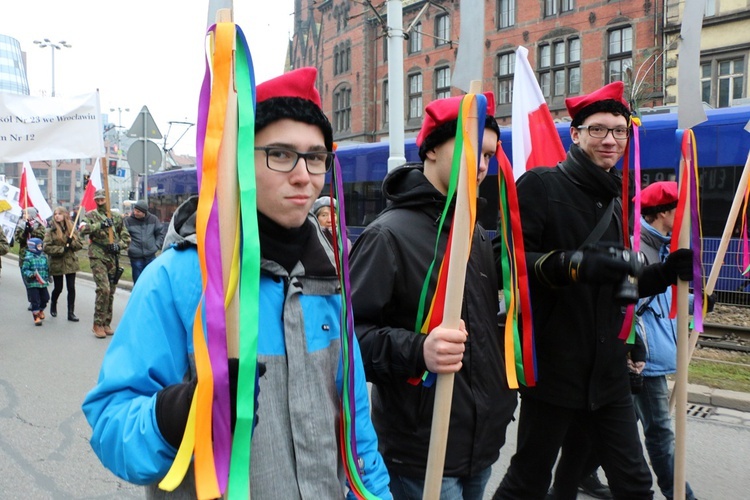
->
<box><xmin>81</xmin><ymin>248</ymin><xmax>202</xmax><ymax>484</ymax></box>
<box><xmin>339</xmin><ymin>335</ymin><xmax>392</xmax><ymax>499</ymax></box>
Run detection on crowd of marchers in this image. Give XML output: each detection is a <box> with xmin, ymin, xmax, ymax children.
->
<box><xmin>0</xmin><ymin>66</ymin><xmax>708</xmax><ymax>500</ymax></box>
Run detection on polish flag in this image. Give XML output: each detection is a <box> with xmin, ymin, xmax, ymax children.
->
<box><xmin>511</xmin><ymin>46</ymin><xmax>566</xmax><ymax>180</ymax></box>
<box><xmin>19</xmin><ymin>161</ymin><xmax>53</xmax><ymax>221</ymax></box>
<box><xmin>80</xmin><ymin>158</ymin><xmax>103</xmax><ymax>212</ymax></box>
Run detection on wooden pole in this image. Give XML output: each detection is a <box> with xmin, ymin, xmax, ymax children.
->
<box><xmin>422</xmin><ymin>80</ymin><xmax>481</xmax><ymax>500</ymax></box>
<box><xmin>213</xmin><ymin>7</ymin><xmax>240</xmax><ymax>359</ymax></box>
<box><xmin>673</xmin><ymin>134</ymin><xmax>692</xmax><ymax>500</ymax></box>
<box><xmin>101</xmin><ymin>157</ymin><xmax>114</xmax><ymax>244</ymax></box>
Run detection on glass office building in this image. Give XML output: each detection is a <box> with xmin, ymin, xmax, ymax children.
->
<box><xmin>0</xmin><ymin>34</ymin><xmax>29</xmax><ymax>95</ymax></box>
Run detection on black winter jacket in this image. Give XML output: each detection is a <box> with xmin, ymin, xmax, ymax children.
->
<box><xmin>124</xmin><ymin>213</ymin><xmax>165</xmax><ymax>259</ymax></box>
<box><xmin>513</xmin><ymin>145</ymin><xmax>671</xmax><ymax>410</ymax></box>
<box><xmin>349</xmin><ymin>165</ymin><xmax>517</xmax><ymax>479</ymax></box>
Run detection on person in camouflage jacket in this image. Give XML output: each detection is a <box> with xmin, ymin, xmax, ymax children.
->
<box><xmin>0</xmin><ymin>229</ymin><xmax>9</xmax><ymax>278</ymax></box>
<box><xmin>14</xmin><ymin>207</ymin><xmax>47</xmax><ymax>269</ymax></box>
<box><xmin>80</xmin><ymin>190</ymin><xmax>130</xmax><ymax>338</ymax></box>
<box><xmin>44</xmin><ymin>206</ymin><xmax>84</xmax><ymax>322</ymax></box>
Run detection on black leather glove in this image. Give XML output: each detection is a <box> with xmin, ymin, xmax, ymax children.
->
<box><xmin>101</xmin><ymin>218</ymin><xmax>114</xmax><ymax>228</ymax></box>
<box><xmin>706</xmin><ymin>293</ymin><xmax>716</xmax><ymax>313</ymax></box>
<box><xmin>662</xmin><ymin>248</ymin><xmax>693</xmax><ymax>284</ymax></box>
<box><xmin>563</xmin><ymin>243</ymin><xmax>636</xmax><ymax>285</ymax></box>
<box><xmin>65</xmin><ymin>236</ymin><xmax>73</xmax><ymax>247</ymax></box>
<box><xmin>229</xmin><ymin>359</ymin><xmax>266</xmax><ymax>434</ymax></box>
<box><xmin>107</xmin><ymin>243</ymin><xmax>121</xmax><ymax>254</ymax></box>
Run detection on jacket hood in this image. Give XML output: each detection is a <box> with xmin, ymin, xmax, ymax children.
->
<box><xmin>162</xmin><ymin>196</ymin><xmax>198</xmax><ymax>250</ymax></box>
<box><xmin>382</xmin><ymin>164</ymin><xmax>447</xmax><ymax>211</ymax></box>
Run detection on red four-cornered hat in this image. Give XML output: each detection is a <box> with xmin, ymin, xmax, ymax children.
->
<box><xmin>416</xmin><ymin>92</ymin><xmax>495</xmax><ymax>146</ymax></box>
<box><xmin>565</xmin><ymin>81</ymin><xmax>629</xmax><ymax>121</ymax></box>
<box><xmin>256</xmin><ymin>67</ymin><xmax>321</xmax><ymax>108</ymax></box>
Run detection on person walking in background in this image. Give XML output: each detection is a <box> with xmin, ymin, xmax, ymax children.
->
<box><xmin>0</xmin><ymin>229</ymin><xmax>9</xmax><ymax>279</ymax></box>
<box><xmin>43</xmin><ymin>206</ymin><xmax>83</xmax><ymax>322</ymax></box>
<box><xmin>312</xmin><ymin>195</ymin><xmax>351</xmax><ymax>250</ymax></box>
<box><xmin>634</xmin><ymin>181</ymin><xmax>714</xmax><ymax>500</ymax></box>
<box><xmin>15</xmin><ymin>207</ymin><xmax>46</xmax><ymax>270</ymax></box>
<box><xmin>82</xmin><ymin>67</ymin><xmax>391</xmax><ymax>498</ymax></box>
<box><xmin>349</xmin><ymin>92</ymin><xmax>518</xmax><ymax>500</ymax></box>
<box><xmin>123</xmin><ymin>200</ymin><xmax>164</xmax><ymax>284</ymax></box>
<box><xmin>492</xmin><ymin>82</ymin><xmax>694</xmax><ymax>500</ymax></box>
<box><xmin>21</xmin><ymin>237</ymin><xmax>51</xmax><ymax>326</ymax></box>
<box><xmin>80</xmin><ymin>190</ymin><xmax>130</xmax><ymax>339</ymax></box>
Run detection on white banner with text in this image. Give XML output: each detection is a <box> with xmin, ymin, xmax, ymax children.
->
<box><xmin>0</xmin><ymin>91</ymin><xmax>105</xmax><ymax>163</ymax></box>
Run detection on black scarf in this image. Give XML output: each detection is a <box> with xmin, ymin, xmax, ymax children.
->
<box><xmin>258</xmin><ymin>212</ymin><xmax>311</xmax><ymax>274</ymax></box>
<box><xmin>561</xmin><ymin>143</ymin><xmax>622</xmax><ymax>200</ymax></box>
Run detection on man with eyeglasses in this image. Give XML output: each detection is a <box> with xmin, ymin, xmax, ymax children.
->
<box><xmin>349</xmin><ymin>93</ymin><xmax>518</xmax><ymax>500</ymax></box>
<box><xmin>492</xmin><ymin>82</ymin><xmax>693</xmax><ymax>499</ymax></box>
<box><xmin>82</xmin><ymin>67</ymin><xmax>391</xmax><ymax>499</ymax></box>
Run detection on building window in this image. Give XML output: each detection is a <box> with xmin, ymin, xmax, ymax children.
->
<box><xmin>607</xmin><ymin>27</ymin><xmax>633</xmax><ymax>84</ymax></box>
<box><xmin>544</xmin><ymin>0</ymin><xmax>574</xmax><ymax>17</ymax></box>
<box><xmin>497</xmin><ymin>0</ymin><xmax>515</xmax><ymax>29</ymax></box>
<box><xmin>383</xmin><ymin>36</ymin><xmax>388</xmax><ymax>62</ymax></box>
<box><xmin>408</xmin><ymin>22</ymin><xmax>422</xmax><ymax>54</ymax></box>
<box><xmin>538</xmin><ymin>36</ymin><xmax>581</xmax><ymax>98</ymax></box>
<box><xmin>435</xmin><ymin>14</ymin><xmax>450</xmax><ymax>46</ymax></box>
<box><xmin>496</xmin><ymin>52</ymin><xmax>515</xmax><ymax>104</ymax></box>
<box><xmin>383</xmin><ymin>80</ymin><xmax>389</xmax><ymax>125</ymax></box>
<box><xmin>333</xmin><ymin>86</ymin><xmax>351</xmax><ymax>132</ymax></box>
<box><xmin>57</xmin><ymin>170</ymin><xmax>71</xmax><ymax>203</ymax></box>
<box><xmin>435</xmin><ymin>67</ymin><xmax>451</xmax><ymax>99</ymax></box>
<box><xmin>334</xmin><ymin>42</ymin><xmax>351</xmax><ymax>76</ymax></box>
<box><xmin>409</xmin><ymin>73</ymin><xmax>423</xmax><ymax>119</ymax></box>
<box><xmin>705</xmin><ymin>0</ymin><xmax>716</xmax><ymax>17</ymax></box>
<box><xmin>701</xmin><ymin>57</ymin><xmax>746</xmax><ymax>108</ymax></box>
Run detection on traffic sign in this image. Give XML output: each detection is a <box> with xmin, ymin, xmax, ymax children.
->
<box><xmin>126</xmin><ymin>106</ymin><xmax>162</xmax><ymax>139</ymax></box>
<box><xmin>127</xmin><ymin>139</ymin><xmax>162</xmax><ymax>174</ymax></box>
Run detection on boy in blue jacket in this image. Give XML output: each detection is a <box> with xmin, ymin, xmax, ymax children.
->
<box><xmin>82</xmin><ymin>67</ymin><xmax>391</xmax><ymax>499</ymax></box>
<box><xmin>635</xmin><ymin>181</ymin><xmax>714</xmax><ymax>500</ymax></box>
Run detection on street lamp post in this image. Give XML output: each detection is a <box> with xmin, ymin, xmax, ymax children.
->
<box><xmin>33</xmin><ymin>38</ymin><xmax>71</xmax><ymax>207</ymax></box>
<box><xmin>109</xmin><ymin>107</ymin><xmax>129</xmax><ymax>209</ymax></box>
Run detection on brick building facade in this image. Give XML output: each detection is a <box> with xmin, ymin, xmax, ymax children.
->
<box><xmin>289</xmin><ymin>0</ymin><xmax>668</xmax><ymax>145</ymax></box>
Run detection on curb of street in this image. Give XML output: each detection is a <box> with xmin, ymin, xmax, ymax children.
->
<box><xmin>2</xmin><ymin>254</ymin><xmax>749</xmax><ymax>413</ymax></box>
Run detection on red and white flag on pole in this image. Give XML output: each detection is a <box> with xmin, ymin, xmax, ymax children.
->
<box><xmin>511</xmin><ymin>46</ymin><xmax>566</xmax><ymax>180</ymax></box>
<box><xmin>19</xmin><ymin>161</ymin><xmax>53</xmax><ymax>221</ymax></box>
<box><xmin>80</xmin><ymin>158</ymin><xmax>103</xmax><ymax>212</ymax></box>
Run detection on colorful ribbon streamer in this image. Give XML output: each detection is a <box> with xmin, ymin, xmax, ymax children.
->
<box><xmin>495</xmin><ymin>146</ymin><xmax>536</xmax><ymax>388</ymax></box>
<box><xmin>408</xmin><ymin>94</ymin><xmax>482</xmax><ymax>387</ymax></box>
<box><xmin>670</xmin><ymin>130</ymin><xmax>706</xmax><ymax>330</ymax></box>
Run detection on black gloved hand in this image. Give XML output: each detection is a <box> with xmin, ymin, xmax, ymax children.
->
<box><xmin>107</xmin><ymin>243</ymin><xmax>120</xmax><ymax>254</ymax></box>
<box><xmin>662</xmin><ymin>248</ymin><xmax>693</xmax><ymax>284</ymax></box>
<box><xmin>563</xmin><ymin>243</ymin><xmax>635</xmax><ymax>285</ymax></box>
<box><xmin>155</xmin><ymin>379</ymin><xmax>198</xmax><ymax>449</ymax></box>
<box><xmin>101</xmin><ymin>218</ymin><xmax>114</xmax><ymax>228</ymax></box>
<box><xmin>706</xmin><ymin>293</ymin><xmax>716</xmax><ymax>313</ymax></box>
<box><xmin>65</xmin><ymin>236</ymin><xmax>73</xmax><ymax>247</ymax></box>
<box><xmin>228</xmin><ymin>359</ymin><xmax>266</xmax><ymax>434</ymax></box>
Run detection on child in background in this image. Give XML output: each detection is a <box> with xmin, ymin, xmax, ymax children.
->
<box><xmin>22</xmin><ymin>237</ymin><xmax>51</xmax><ymax>326</ymax></box>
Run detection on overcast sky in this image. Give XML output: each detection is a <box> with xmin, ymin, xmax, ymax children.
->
<box><xmin>1</xmin><ymin>0</ymin><xmax>295</xmax><ymax>156</ymax></box>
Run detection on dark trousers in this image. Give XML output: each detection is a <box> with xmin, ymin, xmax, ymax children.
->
<box><xmin>550</xmin><ymin>422</ymin><xmax>601</xmax><ymax>499</ymax></box>
<box><xmin>130</xmin><ymin>254</ymin><xmax>155</xmax><ymax>283</ymax></box>
<box><xmin>493</xmin><ymin>395</ymin><xmax>653</xmax><ymax>500</ymax></box>
<box><xmin>51</xmin><ymin>273</ymin><xmax>76</xmax><ymax>310</ymax></box>
<box><xmin>26</xmin><ymin>287</ymin><xmax>50</xmax><ymax>312</ymax></box>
